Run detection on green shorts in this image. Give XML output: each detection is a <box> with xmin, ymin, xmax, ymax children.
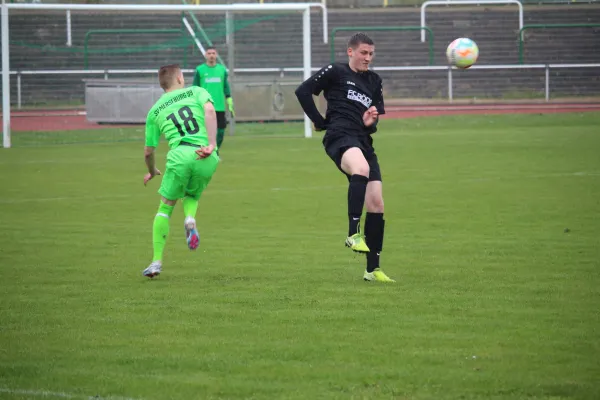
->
<box><xmin>158</xmin><ymin>145</ymin><xmax>219</xmax><ymax>201</ymax></box>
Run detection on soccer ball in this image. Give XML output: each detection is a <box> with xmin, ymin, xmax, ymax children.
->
<box><xmin>446</xmin><ymin>38</ymin><xmax>479</xmax><ymax>69</ymax></box>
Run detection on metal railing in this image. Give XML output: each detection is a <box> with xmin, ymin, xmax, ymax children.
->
<box><xmin>420</xmin><ymin>0</ymin><xmax>523</xmax><ymax>42</ymax></box>
<box><xmin>7</xmin><ymin>63</ymin><xmax>600</xmax><ymax>110</ymax></box>
<box><xmin>181</xmin><ymin>0</ymin><xmax>227</xmax><ymax>65</ymax></box>
<box><xmin>83</xmin><ymin>29</ymin><xmax>189</xmax><ymax>69</ymax></box>
<box><xmin>11</xmin><ymin>0</ymin><xmax>599</xmax><ymax>6</ymax></box>
<box><xmin>330</xmin><ymin>26</ymin><xmax>435</xmax><ymax>65</ymax></box>
<box><xmin>518</xmin><ymin>23</ymin><xmax>600</xmax><ymax>64</ymax></box>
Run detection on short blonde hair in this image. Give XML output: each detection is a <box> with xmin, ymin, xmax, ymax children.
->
<box><xmin>158</xmin><ymin>64</ymin><xmax>181</xmax><ymax>90</ymax></box>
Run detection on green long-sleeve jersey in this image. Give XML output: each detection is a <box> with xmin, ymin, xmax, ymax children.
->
<box><xmin>192</xmin><ymin>63</ymin><xmax>231</xmax><ymax>112</ymax></box>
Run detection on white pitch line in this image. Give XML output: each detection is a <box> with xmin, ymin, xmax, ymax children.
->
<box><xmin>0</xmin><ymin>185</ymin><xmax>347</xmax><ymax>204</ymax></box>
<box><xmin>463</xmin><ymin>171</ymin><xmax>600</xmax><ymax>182</ymax></box>
<box><xmin>385</xmin><ymin>104</ymin><xmax>600</xmax><ymax>112</ymax></box>
<box><xmin>0</xmin><ymin>387</ymin><xmax>142</xmax><ymax>400</ymax></box>
<box><xmin>0</xmin><ymin>156</ymin><xmax>140</xmax><ymax>165</ymax></box>
<box><xmin>0</xmin><ymin>172</ymin><xmax>597</xmax><ymax>205</ymax></box>
<box><xmin>0</xmin><ymin>193</ymin><xmax>137</xmax><ymax>204</ymax></box>
<box><xmin>0</xmin><ymin>387</ymin><xmax>76</xmax><ymax>398</ymax></box>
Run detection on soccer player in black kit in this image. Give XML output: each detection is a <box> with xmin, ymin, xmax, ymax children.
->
<box><xmin>295</xmin><ymin>33</ymin><xmax>395</xmax><ymax>283</ymax></box>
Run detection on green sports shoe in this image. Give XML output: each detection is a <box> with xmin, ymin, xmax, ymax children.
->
<box><xmin>363</xmin><ymin>268</ymin><xmax>396</xmax><ymax>283</ymax></box>
<box><xmin>345</xmin><ymin>233</ymin><xmax>370</xmax><ymax>253</ymax></box>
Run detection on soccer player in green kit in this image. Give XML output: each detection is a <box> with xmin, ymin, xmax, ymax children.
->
<box><xmin>142</xmin><ymin>64</ymin><xmax>219</xmax><ymax>278</ymax></box>
<box><xmin>192</xmin><ymin>46</ymin><xmax>235</xmax><ymax>152</ymax></box>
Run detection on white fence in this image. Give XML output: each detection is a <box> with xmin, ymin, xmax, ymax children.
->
<box><xmin>6</xmin><ymin>63</ymin><xmax>600</xmax><ymax>110</ymax></box>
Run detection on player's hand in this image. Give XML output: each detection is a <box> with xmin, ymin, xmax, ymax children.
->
<box><xmin>143</xmin><ymin>169</ymin><xmax>161</xmax><ymax>186</ymax></box>
<box><xmin>227</xmin><ymin>97</ymin><xmax>235</xmax><ymax>118</ymax></box>
<box><xmin>363</xmin><ymin>106</ymin><xmax>379</xmax><ymax>127</ymax></box>
<box><xmin>313</xmin><ymin>119</ymin><xmax>327</xmax><ymax>131</ymax></box>
<box><xmin>195</xmin><ymin>145</ymin><xmax>215</xmax><ymax>159</ymax></box>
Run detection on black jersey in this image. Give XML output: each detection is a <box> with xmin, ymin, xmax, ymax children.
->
<box><xmin>295</xmin><ymin>62</ymin><xmax>385</xmax><ymax>135</ymax></box>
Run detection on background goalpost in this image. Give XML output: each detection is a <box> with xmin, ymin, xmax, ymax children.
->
<box><xmin>1</xmin><ymin>2</ymin><xmax>329</xmax><ymax>148</ymax></box>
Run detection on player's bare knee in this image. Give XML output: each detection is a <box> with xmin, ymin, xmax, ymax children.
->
<box><xmin>354</xmin><ymin>164</ymin><xmax>370</xmax><ymax>177</ymax></box>
<box><xmin>341</xmin><ymin>148</ymin><xmax>369</xmax><ymax>177</ymax></box>
<box><xmin>365</xmin><ymin>181</ymin><xmax>384</xmax><ymax>212</ymax></box>
<box><xmin>350</xmin><ymin>157</ymin><xmax>370</xmax><ymax>177</ymax></box>
<box><xmin>366</xmin><ymin>196</ymin><xmax>384</xmax><ymax>213</ymax></box>
<box><xmin>161</xmin><ymin>196</ymin><xmax>177</xmax><ymax>206</ymax></box>
<box><xmin>371</xmin><ymin>202</ymin><xmax>385</xmax><ymax>213</ymax></box>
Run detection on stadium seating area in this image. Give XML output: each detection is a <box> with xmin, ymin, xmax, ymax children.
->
<box><xmin>6</xmin><ymin>4</ymin><xmax>600</xmax><ymax>104</ymax></box>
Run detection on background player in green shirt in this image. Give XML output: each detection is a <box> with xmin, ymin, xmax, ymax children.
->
<box><xmin>142</xmin><ymin>64</ymin><xmax>220</xmax><ymax>278</ymax></box>
<box><xmin>192</xmin><ymin>46</ymin><xmax>235</xmax><ymax>152</ymax></box>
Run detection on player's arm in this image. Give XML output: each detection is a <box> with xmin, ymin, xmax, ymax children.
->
<box><xmin>195</xmin><ymin>96</ymin><xmax>218</xmax><ymax>159</ymax></box>
<box><xmin>143</xmin><ymin>112</ymin><xmax>161</xmax><ymax>185</ymax></box>
<box><xmin>192</xmin><ymin>68</ymin><xmax>200</xmax><ymax>87</ymax></box>
<box><xmin>365</xmin><ymin>77</ymin><xmax>385</xmax><ymax>133</ymax></box>
<box><xmin>204</xmin><ymin>101</ymin><xmax>217</xmax><ymax>149</ymax></box>
<box><xmin>294</xmin><ymin>65</ymin><xmax>332</xmax><ymax>130</ymax></box>
<box><xmin>223</xmin><ymin>68</ymin><xmax>231</xmax><ymax>98</ymax></box>
<box><xmin>223</xmin><ymin>69</ymin><xmax>235</xmax><ymax>117</ymax></box>
<box><xmin>144</xmin><ymin>147</ymin><xmax>157</xmax><ymax>174</ymax></box>
<box><xmin>373</xmin><ymin>76</ymin><xmax>385</xmax><ymax>116</ymax></box>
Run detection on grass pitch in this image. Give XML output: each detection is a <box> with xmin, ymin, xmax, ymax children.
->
<box><xmin>1</xmin><ymin>113</ymin><xmax>599</xmax><ymax>399</ymax></box>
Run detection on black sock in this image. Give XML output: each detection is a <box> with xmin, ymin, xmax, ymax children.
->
<box><xmin>217</xmin><ymin>128</ymin><xmax>225</xmax><ymax>149</ymax></box>
<box><xmin>365</xmin><ymin>212</ymin><xmax>384</xmax><ymax>272</ymax></box>
<box><xmin>348</xmin><ymin>174</ymin><xmax>369</xmax><ymax>236</ymax></box>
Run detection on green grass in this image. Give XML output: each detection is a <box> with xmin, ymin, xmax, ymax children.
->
<box><xmin>14</xmin><ymin>101</ymin><xmax>86</xmax><ymax>111</ymax></box>
<box><xmin>10</xmin><ymin>121</ymin><xmax>303</xmax><ymax>147</ymax></box>
<box><xmin>1</xmin><ymin>113</ymin><xmax>599</xmax><ymax>400</ymax></box>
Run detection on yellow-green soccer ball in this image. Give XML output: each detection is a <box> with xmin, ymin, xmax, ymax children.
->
<box><xmin>446</xmin><ymin>38</ymin><xmax>479</xmax><ymax>69</ymax></box>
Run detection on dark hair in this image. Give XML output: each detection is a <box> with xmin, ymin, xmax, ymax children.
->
<box><xmin>206</xmin><ymin>46</ymin><xmax>217</xmax><ymax>52</ymax></box>
<box><xmin>347</xmin><ymin>32</ymin><xmax>374</xmax><ymax>49</ymax></box>
<box><xmin>158</xmin><ymin>64</ymin><xmax>181</xmax><ymax>90</ymax></box>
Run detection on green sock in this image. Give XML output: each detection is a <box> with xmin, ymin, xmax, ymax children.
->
<box><xmin>182</xmin><ymin>196</ymin><xmax>199</xmax><ymax>219</ymax></box>
<box><xmin>152</xmin><ymin>201</ymin><xmax>174</xmax><ymax>262</ymax></box>
<box><xmin>217</xmin><ymin>128</ymin><xmax>225</xmax><ymax>150</ymax></box>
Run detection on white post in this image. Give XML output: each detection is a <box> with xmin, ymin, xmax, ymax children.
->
<box><xmin>545</xmin><ymin>64</ymin><xmax>550</xmax><ymax>102</ymax></box>
<box><xmin>226</xmin><ymin>11</ymin><xmax>235</xmax><ymax>136</ymax></box>
<box><xmin>17</xmin><ymin>73</ymin><xmax>21</xmax><ymax>109</ymax></box>
<box><xmin>2</xmin><ymin>3</ymin><xmax>11</xmax><ymax>148</ymax></box>
<box><xmin>448</xmin><ymin>66</ymin><xmax>453</xmax><ymax>102</ymax></box>
<box><xmin>319</xmin><ymin>1</ymin><xmax>328</xmax><ymax>44</ymax></box>
<box><xmin>303</xmin><ymin>8</ymin><xmax>312</xmax><ymax>139</ymax></box>
<box><xmin>421</xmin><ymin>0</ymin><xmax>523</xmax><ymax>43</ymax></box>
<box><xmin>66</xmin><ymin>10</ymin><xmax>72</xmax><ymax>47</ymax></box>
<box><xmin>2</xmin><ymin>2</ymin><xmax>326</xmax><ymax>141</ymax></box>
<box><xmin>182</xmin><ymin>17</ymin><xmax>205</xmax><ymax>54</ymax></box>
<box><xmin>225</xmin><ymin>11</ymin><xmax>232</xmax><ymax>45</ymax></box>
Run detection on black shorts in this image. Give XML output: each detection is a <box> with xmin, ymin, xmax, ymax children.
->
<box><xmin>216</xmin><ymin>111</ymin><xmax>227</xmax><ymax>130</ymax></box>
<box><xmin>323</xmin><ymin>132</ymin><xmax>382</xmax><ymax>182</ymax></box>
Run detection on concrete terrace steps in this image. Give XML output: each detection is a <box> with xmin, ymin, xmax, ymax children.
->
<box><xmin>7</xmin><ymin>6</ymin><xmax>600</xmax><ymax>70</ymax></box>
<box><xmin>5</xmin><ymin>5</ymin><xmax>600</xmax><ymax>105</ymax></box>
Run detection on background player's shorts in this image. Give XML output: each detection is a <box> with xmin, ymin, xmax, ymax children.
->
<box><xmin>158</xmin><ymin>145</ymin><xmax>219</xmax><ymax>201</ymax></box>
<box><xmin>323</xmin><ymin>132</ymin><xmax>382</xmax><ymax>182</ymax></box>
<box><xmin>216</xmin><ymin>111</ymin><xmax>227</xmax><ymax>130</ymax></box>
